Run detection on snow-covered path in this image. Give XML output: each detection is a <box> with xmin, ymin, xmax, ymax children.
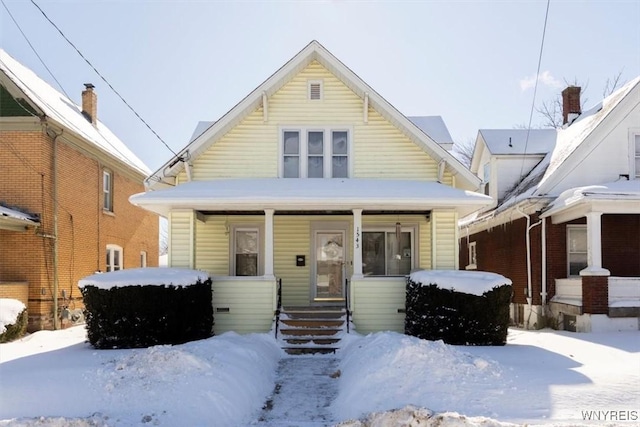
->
<box><xmin>252</xmin><ymin>356</ymin><xmax>341</xmax><ymax>426</ymax></box>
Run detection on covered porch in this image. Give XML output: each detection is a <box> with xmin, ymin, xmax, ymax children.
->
<box><xmin>130</xmin><ymin>178</ymin><xmax>491</xmax><ymax>334</ymax></box>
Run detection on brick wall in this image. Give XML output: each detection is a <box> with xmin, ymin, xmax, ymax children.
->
<box><xmin>0</xmin><ymin>281</ymin><xmax>29</xmax><ymax>306</ymax></box>
<box><xmin>582</xmin><ymin>275</ymin><xmax>609</xmax><ymax>314</ymax></box>
<box><xmin>602</xmin><ymin>214</ymin><xmax>640</xmax><ymax>276</ymax></box>
<box><xmin>0</xmin><ymin>124</ymin><xmax>158</xmax><ymax>331</ymax></box>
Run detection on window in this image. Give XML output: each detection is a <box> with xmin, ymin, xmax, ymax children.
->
<box><xmin>234</xmin><ymin>228</ymin><xmax>260</xmax><ymax>276</ymax></box>
<box><xmin>567</xmin><ymin>226</ymin><xmax>587</xmax><ymax>276</ymax></box>
<box><xmin>362</xmin><ymin>228</ymin><xmax>414</xmax><ymax>276</ymax></box>
<box><xmin>281</xmin><ymin>127</ymin><xmax>350</xmax><ymax>178</ymax></box>
<box><xmin>483</xmin><ymin>163</ymin><xmax>491</xmax><ymax>196</ymax></box>
<box><xmin>140</xmin><ymin>251</ymin><xmax>147</xmax><ymax>268</ymax></box>
<box><xmin>467</xmin><ymin>241</ymin><xmax>477</xmax><ymax>270</ymax></box>
<box><xmin>106</xmin><ymin>244</ymin><xmax>123</xmax><ymax>272</ymax></box>
<box><xmin>308</xmin><ymin>80</ymin><xmax>322</xmax><ymax>100</ymax></box>
<box><xmin>103</xmin><ymin>170</ymin><xmax>113</xmax><ymax>212</ymax></box>
<box><xmin>635</xmin><ymin>134</ymin><xmax>640</xmax><ymax>178</ymax></box>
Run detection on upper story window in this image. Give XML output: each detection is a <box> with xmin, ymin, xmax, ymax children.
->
<box><xmin>362</xmin><ymin>226</ymin><xmax>415</xmax><ymax>276</ymax></box>
<box><xmin>281</xmin><ymin>127</ymin><xmax>351</xmax><ymax>178</ymax></box>
<box><xmin>567</xmin><ymin>225</ymin><xmax>587</xmax><ymax>276</ymax></box>
<box><xmin>103</xmin><ymin>170</ymin><xmax>113</xmax><ymax>212</ymax></box>
<box><xmin>634</xmin><ymin>134</ymin><xmax>640</xmax><ymax>179</ymax></box>
<box><xmin>106</xmin><ymin>244</ymin><xmax>123</xmax><ymax>272</ymax></box>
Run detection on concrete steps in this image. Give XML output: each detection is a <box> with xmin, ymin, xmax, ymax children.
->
<box><xmin>277</xmin><ymin>307</ymin><xmax>346</xmax><ymax>355</ymax></box>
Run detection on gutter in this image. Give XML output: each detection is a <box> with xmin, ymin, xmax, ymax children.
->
<box><xmin>516</xmin><ymin>205</ymin><xmax>541</xmax><ymax>328</ymax></box>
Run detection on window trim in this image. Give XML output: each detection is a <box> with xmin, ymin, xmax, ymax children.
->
<box><xmin>466</xmin><ymin>241</ymin><xmax>477</xmax><ymax>270</ymax></box>
<box><xmin>103</xmin><ymin>169</ymin><xmax>113</xmax><ymax>212</ymax></box>
<box><xmin>362</xmin><ymin>225</ymin><xmax>416</xmax><ymax>277</ymax></box>
<box><xmin>106</xmin><ymin>244</ymin><xmax>123</xmax><ymax>272</ymax></box>
<box><xmin>279</xmin><ymin>126</ymin><xmax>353</xmax><ymax>178</ymax></box>
<box><xmin>230</xmin><ymin>225</ymin><xmax>263</xmax><ymax>276</ymax></box>
<box><xmin>140</xmin><ymin>251</ymin><xmax>147</xmax><ymax>268</ymax></box>
<box><xmin>566</xmin><ymin>225</ymin><xmax>587</xmax><ymax>277</ymax></box>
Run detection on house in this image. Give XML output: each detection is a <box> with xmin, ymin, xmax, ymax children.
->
<box><xmin>460</xmin><ymin>79</ymin><xmax>640</xmax><ymax>332</ymax></box>
<box><xmin>130</xmin><ymin>40</ymin><xmax>491</xmax><ymax>335</ymax></box>
<box><xmin>0</xmin><ymin>49</ymin><xmax>159</xmax><ymax>331</ymax></box>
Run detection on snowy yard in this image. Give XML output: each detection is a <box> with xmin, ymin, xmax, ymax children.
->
<box><xmin>0</xmin><ymin>326</ymin><xmax>638</xmax><ymax>426</ymax></box>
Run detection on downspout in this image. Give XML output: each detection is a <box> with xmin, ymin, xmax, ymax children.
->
<box><xmin>516</xmin><ymin>205</ymin><xmax>541</xmax><ymax>309</ymax></box>
<box><xmin>49</xmin><ymin>126</ymin><xmax>61</xmax><ymax>330</ymax></box>
<box><xmin>541</xmin><ymin>217</ymin><xmax>547</xmax><ymax>308</ymax></box>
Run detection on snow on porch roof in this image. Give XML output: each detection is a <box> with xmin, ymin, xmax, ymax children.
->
<box><xmin>130</xmin><ymin>178</ymin><xmax>492</xmax><ymax>218</ymax></box>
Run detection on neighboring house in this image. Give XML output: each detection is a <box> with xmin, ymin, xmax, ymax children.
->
<box><xmin>0</xmin><ymin>49</ymin><xmax>159</xmax><ymax>331</ymax></box>
<box><xmin>460</xmin><ymin>80</ymin><xmax>640</xmax><ymax>332</ymax></box>
<box><xmin>131</xmin><ymin>40</ymin><xmax>491</xmax><ymax>335</ymax></box>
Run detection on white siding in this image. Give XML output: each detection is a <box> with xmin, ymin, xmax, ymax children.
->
<box><xmin>169</xmin><ymin>210</ymin><xmax>194</xmax><ymax>268</ymax></box>
<box><xmin>495</xmin><ymin>156</ymin><xmax>544</xmax><ymax>201</ymax></box>
<box><xmin>431</xmin><ymin>210</ymin><xmax>458</xmax><ymax>269</ymax></box>
<box><xmin>212</xmin><ymin>277</ymin><xmax>277</xmax><ymax>334</ymax></box>
<box><xmin>350</xmin><ymin>277</ymin><xmax>405</xmax><ymax>333</ymax></box>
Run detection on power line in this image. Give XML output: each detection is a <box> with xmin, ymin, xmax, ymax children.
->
<box><xmin>29</xmin><ymin>0</ymin><xmax>179</xmax><ymax>157</ymax></box>
<box><xmin>519</xmin><ymin>0</ymin><xmax>551</xmax><ymax>181</ymax></box>
<box><xmin>1</xmin><ymin>0</ymin><xmax>71</xmax><ymax>100</ymax></box>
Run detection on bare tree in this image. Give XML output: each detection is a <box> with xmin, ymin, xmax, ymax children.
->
<box><xmin>452</xmin><ymin>137</ymin><xmax>476</xmax><ymax>168</ymax></box>
<box><xmin>602</xmin><ymin>69</ymin><xmax>624</xmax><ymax>98</ymax></box>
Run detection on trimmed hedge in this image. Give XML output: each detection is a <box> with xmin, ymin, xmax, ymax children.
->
<box><xmin>0</xmin><ymin>309</ymin><xmax>28</xmax><ymax>343</ymax></box>
<box><xmin>81</xmin><ymin>278</ymin><xmax>213</xmax><ymax>349</ymax></box>
<box><xmin>405</xmin><ymin>278</ymin><xmax>512</xmax><ymax>345</ymax></box>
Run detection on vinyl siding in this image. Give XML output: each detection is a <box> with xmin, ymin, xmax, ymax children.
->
<box><xmin>181</xmin><ymin>60</ymin><xmax>441</xmax><ymax>182</ymax></box>
<box><xmin>432</xmin><ymin>210</ymin><xmax>458</xmax><ymax>269</ymax></box>
<box><xmin>350</xmin><ymin>277</ymin><xmax>406</xmax><ymax>333</ymax></box>
<box><xmin>169</xmin><ymin>210</ymin><xmax>194</xmax><ymax>268</ymax></box>
<box><xmin>212</xmin><ymin>278</ymin><xmax>276</xmax><ymax>334</ymax></box>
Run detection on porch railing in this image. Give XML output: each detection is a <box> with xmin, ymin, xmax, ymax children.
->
<box><xmin>274</xmin><ymin>277</ymin><xmax>282</xmax><ymax>339</ymax></box>
<box><xmin>345</xmin><ymin>278</ymin><xmax>350</xmax><ymax>333</ymax></box>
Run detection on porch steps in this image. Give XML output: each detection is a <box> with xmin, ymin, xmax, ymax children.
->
<box><xmin>278</xmin><ymin>307</ymin><xmax>347</xmax><ymax>355</ymax></box>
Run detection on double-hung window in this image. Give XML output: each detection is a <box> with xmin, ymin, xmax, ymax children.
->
<box><xmin>103</xmin><ymin>170</ymin><xmax>113</xmax><ymax>212</ymax></box>
<box><xmin>362</xmin><ymin>227</ymin><xmax>414</xmax><ymax>276</ymax></box>
<box><xmin>567</xmin><ymin>225</ymin><xmax>587</xmax><ymax>276</ymax></box>
<box><xmin>281</xmin><ymin>127</ymin><xmax>350</xmax><ymax>178</ymax></box>
<box><xmin>233</xmin><ymin>228</ymin><xmax>260</xmax><ymax>276</ymax></box>
<box><xmin>106</xmin><ymin>244</ymin><xmax>123</xmax><ymax>272</ymax></box>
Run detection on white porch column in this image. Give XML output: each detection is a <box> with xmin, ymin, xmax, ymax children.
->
<box><xmin>352</xmin><ymin>209</ymin><xmax>363</xmax><ymax>279</ymax></box>
<box><xmin>264</xmin><ymin>209</ymin><xmax>275</xmax><ymax>278</ymax></box>
<box><xmin>580</xmin><ymin>211</ymin><xmax>610</xmax><ymax>276</ymax></box>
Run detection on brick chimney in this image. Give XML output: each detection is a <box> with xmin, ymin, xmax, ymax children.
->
<box><xmin>81</xmin><ymin>83</ymin><xmax>97</xmax><ymax>125</ymax></box>
<box><xmin>562</xmin><ymin>85</ymin><xmax>581</xmax><ymax>125</ymax></box>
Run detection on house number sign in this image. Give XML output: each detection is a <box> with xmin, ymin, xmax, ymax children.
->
<box><xmin>355</xmin><ymin>226</ymin><xmax>360</xmax><ymax>249</ymax></box>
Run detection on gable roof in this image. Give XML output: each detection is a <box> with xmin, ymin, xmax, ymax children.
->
<box><xmin>0</xmin><ymin>49</ymin><xmax>150</xmax><ymax>176</ymax></box>
<box><xmin>406</xmin><ymin>116</ymin><xmax>454</xmax><ymax>146</ymax></box>
<box><xmin>479</xmin><ymin>129</ymin><xmax>557</xmax><ymax>155</ymax></box>
<box><xmin>147</xmin><ymin>40</ymin><xmax>480</xmax><ymax>191</ymax></box>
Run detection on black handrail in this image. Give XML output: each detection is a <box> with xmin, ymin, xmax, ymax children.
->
<box><xmin>274</xmin><ymin>278</ymin><xmax>282</xmax><ymax>339</ymax></box>
<box><xmin>345</xmin><ymin>278</ymin><xmax>350</xmax><ymax>333</ymax></box>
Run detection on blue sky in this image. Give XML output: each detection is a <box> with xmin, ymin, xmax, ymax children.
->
<box><xmin>2</xmin><ymin>0</ymin><xmax>639</xmax><ymax>171</ymax></box>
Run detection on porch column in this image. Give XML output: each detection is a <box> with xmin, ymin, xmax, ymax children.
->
<box><xmin>580</xmin><ymin>211</ymin><xmax>610</xmax><ymax>276</ymax></box>
<box><xmin>264</xmin><ymin>209</ymin><xmax>275</xmax><ymax>279</ymax></box>
<box><xmin>352</xmin><ymin>209</ymin><xmax>363</xmax><ymax>279</ymax></box>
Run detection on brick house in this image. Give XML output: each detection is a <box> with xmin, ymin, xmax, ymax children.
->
<box><xmin>460</xmin><ymin>78</ymin><xmax>640</xmax><ymax>332</ymax></box>
<box><xmin>0</xmin><ymin>49</ymin><xmax>159</xmax><ymax>331</ymax></box>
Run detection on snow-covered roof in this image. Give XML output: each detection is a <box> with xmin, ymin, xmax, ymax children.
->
<box><xmin>0</xmin><ymin>49</ymin><xmax>150</xmax><ymax>176</ymax></box>
<box><xmin>0</xmin><ymin>205</ymin><xmax>38</xmax><ymax>223</ymax></box>
<box><xmin>147</xmin><ymin>41</ymin><xmax>480</xmax><ymax>192</ymax></box>
<box><xmin>409</xmin><ymin>270</ymin><xmax>512</xmax><ymax>296</ymax></box>
<box><xmin>479</xmin><ymin>128</ymin><xmax>557</xmax><ymax>155</ymax></box>
<box><xmin>0</xmin><ymin>204</ymin><xmax>39</xmax><ymax>231</ymax></box>
<box><xmin>131</xmin><ymin>178</ymin><xmax>492</xmax><ymax>218</ymax></box>
<box><xmin>406</xmin><ymin>116</ymin><xmax>454</xmax><ymax>146</ymax></box>
<box><xmin>78</xmin><ymin>267</ymin><xmax>209</xmax><ymax>289</ymax></box>
<box><xmin>189</xmin><ymin>121</ymin><xmax>214</xmax><ymax>143</ymax></box>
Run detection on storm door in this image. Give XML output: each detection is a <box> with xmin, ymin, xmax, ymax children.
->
<box><xmin>313</xmin><ymin>230</ymin><xmax>346</xmax><ymax>301</ymax></box>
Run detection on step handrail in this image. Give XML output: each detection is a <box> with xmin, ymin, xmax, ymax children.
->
<box><xmin>275</xmin><ymin>277</ymin><xmax>282</xmax><ymax>339</ymax></box>
<box><xmin>345</xmin><ymin>277</ymin><xmax>350</xmax><ymax>333</ymax></box>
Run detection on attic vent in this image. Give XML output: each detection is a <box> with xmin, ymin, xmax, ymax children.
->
<box><xmin>308</xmin><ymin>81</ymin><xmax>322</xmax><ymax>100</ymax></box>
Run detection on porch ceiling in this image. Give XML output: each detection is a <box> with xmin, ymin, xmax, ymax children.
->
<box><xmin>130</xmin><ymin>178</ymin><xmax>492</xmax><ymax>218</ymax></box>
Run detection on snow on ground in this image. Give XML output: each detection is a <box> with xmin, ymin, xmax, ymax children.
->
<box><xmin>0</xmin><ymin>299</ymin><xmax>25</xmax><ymax>334</ymax></box>
<box><xmin>1</xmin><ymin>326</ymin><xmax>638</xmax><ymax>426</ymax></box>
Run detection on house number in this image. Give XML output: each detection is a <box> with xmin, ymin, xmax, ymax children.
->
<box><xmin>355</xmin><ymin>226</ymin><xmax>360</xmax><ymax>249</ymax></box>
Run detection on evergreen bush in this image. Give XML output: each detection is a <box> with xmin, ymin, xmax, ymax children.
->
<box><xmin>0</xmin><ymin>308</ymin><xmax>28</xmax><ymax>343</ymax></box>
<box><xmin>405</xmin><ymin>277</ymin><xmax>512</xmax><ymax>345</ymax></box>
<box><xmin>82</xmin><ymin>278</ymin><xmax>213</xmax><ymax>349</ymax></box>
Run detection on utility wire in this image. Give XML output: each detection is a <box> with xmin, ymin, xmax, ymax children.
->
<box><xmin>519</xmin><ymin>0</ymin><xmax>551</xmax><ymax>181</ymax></box>
<box><xmin>1</xmin><ymin>0</ymin><xmax>71</xmax><ymax>100</ymax></box>
<box><xmin>29</xmin><ymin>0</ymin><xmax>179</xmax><ymax>157</ymax></box>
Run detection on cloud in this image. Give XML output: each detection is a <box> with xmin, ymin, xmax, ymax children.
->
<box><xmin>520</xmin><ymin>71</ymin><xmax>563</xmax><ymax>91</ymax></box>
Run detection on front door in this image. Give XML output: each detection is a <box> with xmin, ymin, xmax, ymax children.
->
<box><xmin>313</xmin><ymin>230</ymin><xmax>346</xmax><ymax>301</ymax></box>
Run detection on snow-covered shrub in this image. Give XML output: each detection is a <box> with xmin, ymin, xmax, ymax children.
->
<box><xmin>405</xmin><ymin>270</ymin><xmax>512</xmax><ymax>345</ymax></box>
<box><xmin>79</xmin><ymin>268</ymin><xmax>213</xmax><ymax>349</ymax></box>
<box><xmin>0</xmin><ymin>298</ymin><xmax>28</xmax><ymax>343</ymax></box>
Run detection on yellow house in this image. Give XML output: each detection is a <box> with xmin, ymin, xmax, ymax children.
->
<box><xmin>131</xmin><ymin>41</ymin><xmax>491</xmax><ymax>335</ymax></box>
